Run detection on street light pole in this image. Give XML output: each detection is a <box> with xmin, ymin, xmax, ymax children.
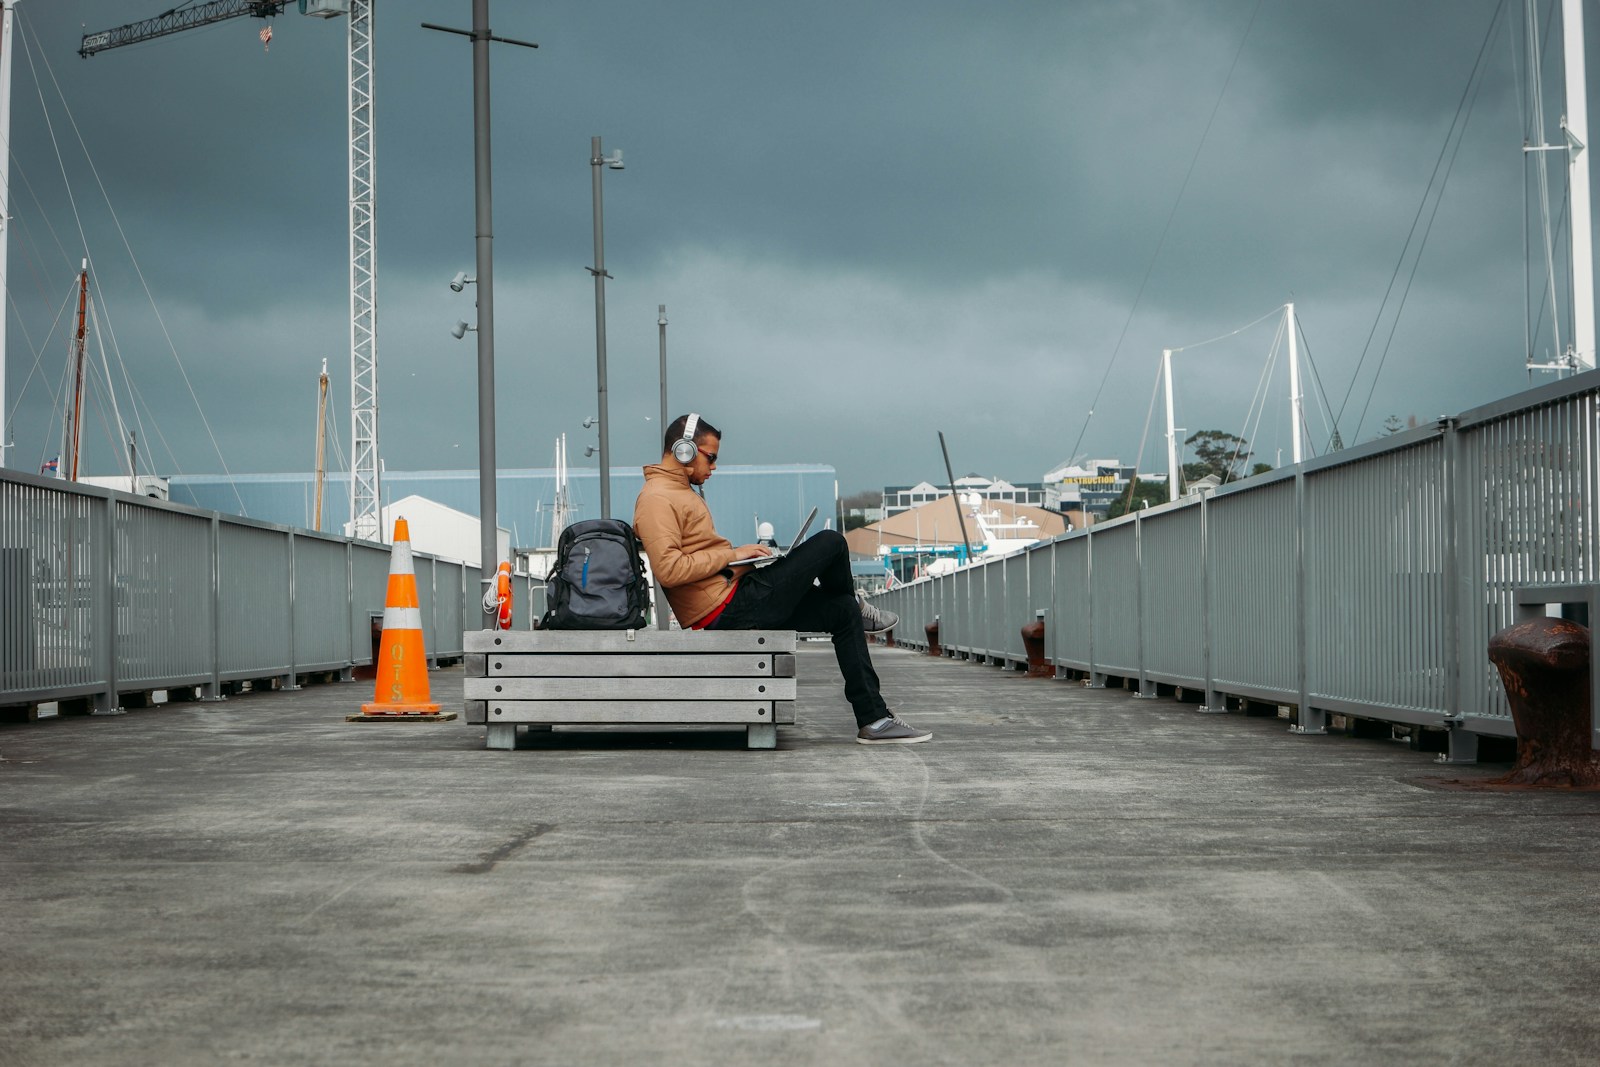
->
<box><xmin>657</xmin><ymin>304</ymin><xmax>668</xmax><ymax>445</ymax></box>
<box><xmin>588</xmin><ymin>136</ymin><xmax>623</xmax><ymax>520</ymax></box>
<box><xmin>470</xmin><ymin>0</ymin><xmax>498</xmax><ymax>617</ymax></box>
<box><xmin>422</xmin><ymin>3</ymin><xmax>536</xmax><ymax>625</ymax></box>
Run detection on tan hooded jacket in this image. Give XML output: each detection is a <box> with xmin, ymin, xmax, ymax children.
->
<box><xmin>633</xmin><ymin>462</ymin><xmax>741</xmax><ymax>626</ymax></box>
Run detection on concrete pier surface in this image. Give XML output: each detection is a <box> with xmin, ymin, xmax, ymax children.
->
<box><xmin>3</xmin><ymin>644</ymin><xmax>1599</xmax><ymax>1066</ymax></box>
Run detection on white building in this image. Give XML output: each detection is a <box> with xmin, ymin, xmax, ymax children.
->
<box><xmin>347</xmin><ymin>494</ymin><xmax>512</xmax><ymax>571</ymax></box>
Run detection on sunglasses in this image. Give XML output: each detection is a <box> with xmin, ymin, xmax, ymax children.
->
<box><xmin>698</xmin><ymin>447</ymin><xmax>719</xmax><ymax>464</ymax></box>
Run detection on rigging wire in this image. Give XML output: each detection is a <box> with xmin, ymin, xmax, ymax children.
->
<box><xmin>1066</xmin><ymin>0</ymin><xmax>1264</xmax><ymax>466</ymax></box>
<box><xmin>87</xmin><ymin>300</ymin><xmax>133</xmax><ymax>477</ymax></box>
<box><xmin>1332</xmin><ymin>0</ymin><xmax>1508</xmax><ymax>444</ymax></box>
<box><xmin>1148</xmin><ymin>303</ymin><xmax>1287</xmax><ymax>490</ymax></box>
<box><xmin>18</xmin><ymin>17</ymin><xmax>248</xmax><ymax>515</ymax></box>
<box><xmin>1232</xmin><ymin>317</ymin><xmax>1282</xmax><ymax>476</ymax></box>
<box><xmin>1351</xmin><ymin>6</ymin><xmax>1503</xmax><ymax>441</ymax></box>
<box><xmin>1115</xmin><ymin>361</ymin><xmax>1171</xmax><ymax>514</ymax></box>
<box><xmin>1524</xmin><ymin>0</ymin><xmax>1566</xmax><ymax>366</ymax></box>
<box><xmin>1294</xmin><ymin>315</ymin><xmax>1336</xmax><ymax>453</ymax></box>
<box><xmin>1520</xmin><ymin>0</ymin><xmax>1573</xmax><ymax>369</ymax></box>
<box><xmin>1166</xmin><ymin>302</ymin><xmax>1286</xmax><ymax>355</ymax></box>
<box><xmin>5</xmin><ymin>281</ymin><xmax>75</xmax><ymax>435</ymax></box>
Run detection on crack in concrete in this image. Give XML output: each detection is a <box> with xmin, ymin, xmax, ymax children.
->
<box><xmin>451</xmin><ymin>824</ymin><xmax>553</xmax><ymax>874</ymax></box>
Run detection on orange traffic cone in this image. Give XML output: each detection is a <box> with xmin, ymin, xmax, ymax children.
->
<box><xmin>348</xmin><ymin>516</ymin><xmax>456</xmax><ymax>722</ymax></box>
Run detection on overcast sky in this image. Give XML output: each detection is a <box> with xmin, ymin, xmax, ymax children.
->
<box><xmin>0</xmin><ymin>0</ymin><xmax>1589</xmax><ymax>495</ymax></box>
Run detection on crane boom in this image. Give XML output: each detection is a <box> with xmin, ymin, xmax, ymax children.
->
<box><xmin>78</xmin><ymin>0</ymin><xmax>383</xmax><ymax>543</ymax></box>
<box><xmin>81</xmin><ymin>2</ymin><xmax>292</xmax><ymax>58</ymax></box>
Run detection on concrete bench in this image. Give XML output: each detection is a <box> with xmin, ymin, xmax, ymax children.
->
<box><xmin>463</xmin><ymin>629</ymin><xmax>797</xmax><ymax>750</ymax></box>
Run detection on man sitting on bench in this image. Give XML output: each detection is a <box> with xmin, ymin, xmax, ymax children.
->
<box><xmin>633</xmin><ymin>413</ymin><xmax>932</xmax><ymax>745</ymax></box>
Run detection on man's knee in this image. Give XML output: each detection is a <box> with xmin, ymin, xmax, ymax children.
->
<box><xmin>810</xmin><ymin>528</ymin><xmax>846</xmax><ymax>555</ymax></box>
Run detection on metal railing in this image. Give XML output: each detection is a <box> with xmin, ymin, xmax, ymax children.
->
<box><xmin>871</xmin><ymin>370</ymin><xmax>1600</xmax><ymax>760</ymax></box>
<box><xmin>1</xmin><ymin>470</ymin><xmax>541</xmax><ymax>713</ymax></box>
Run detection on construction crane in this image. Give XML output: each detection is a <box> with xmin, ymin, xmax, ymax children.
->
<box><xmin>81</xmin><ymin>0</ymin><xmax>384</xmax><ymax>542</ymax></box>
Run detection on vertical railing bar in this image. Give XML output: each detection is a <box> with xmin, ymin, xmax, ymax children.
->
<box><xmin>283</xmin><ymin>530</ymin><xmax>301</xmax><ymax>690</ymax></box>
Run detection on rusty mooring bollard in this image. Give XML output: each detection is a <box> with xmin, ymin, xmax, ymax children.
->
<box><xmin>1487</xmin><ymin>615</ymin><xmax>1599</xmax><ymax>787</ymax></box>
<box><xmin>925</xmin><ymin>617</ymin><xmax>941</xmax><ymax>657</ymax></box>
<box><xmin>1021</xmin><ymin>610</ymin><xmax>1051</xmax><ymax>677</ymax></box>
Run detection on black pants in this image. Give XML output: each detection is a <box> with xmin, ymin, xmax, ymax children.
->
<box><xmin>707</xmin><ymin>529</ymin><xmax>888</xmax><ymax>728</ymax></box>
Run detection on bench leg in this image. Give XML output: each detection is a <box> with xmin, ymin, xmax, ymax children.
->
<box><xmin>486</xmin><ymin>724</ymin><xmax>517</xmax><ymax>751</ymax></box>
<box><xmin>747</xmin><ymin>724</ymin><xmax>777</xmax><ymax>749</ymax></box>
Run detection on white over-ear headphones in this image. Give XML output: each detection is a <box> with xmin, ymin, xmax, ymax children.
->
<box><xmin>671</xmin><ymin>413</ymin><xmax>701</xmax><ymax>465</ymax></box>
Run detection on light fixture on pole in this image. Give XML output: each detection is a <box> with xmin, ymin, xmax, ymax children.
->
<box><xmin>582</xmin><ymin>415</ymin><xmax>600</xmax><ymax>461</ymax></box>
<box><xmin>448</xmin><ymin>272</ymin><xmax>478</xmax><ymax>337</ymax></box>
<box><xmin>588</xmin><ymin>136</ymin><xmax>624</xmax><ymax>519</ymax></box>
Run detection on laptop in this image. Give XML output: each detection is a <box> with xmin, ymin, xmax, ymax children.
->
<box><xmin>730</xmin><ymin>506</ymin><xmax>819</xmax><ymax>568</ymax></box>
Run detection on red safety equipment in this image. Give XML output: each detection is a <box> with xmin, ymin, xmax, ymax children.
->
<box><xmin>482</xmin><ymin>560</ymin><xmax>513</xmax><ymax>630</ymax></box>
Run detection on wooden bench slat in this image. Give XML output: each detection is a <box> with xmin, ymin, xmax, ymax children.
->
<box><xmin>466</xmin><ymin>630</ymin><xmax>796</xmax><ymax>653</ymax></box>
<box><xmin>483</xmin><ymin>700</ymin><xmax>781</xmax><ymax>724</ymax></box>
<box><xmin>467</xmin><ymin>677</ymin><xmax>796</xmax><ymax>700</ymax></box>
<box><xmin>485</xmin><ymin>653</ymin><xmax>778</xmax><ymax>678</ymax></box>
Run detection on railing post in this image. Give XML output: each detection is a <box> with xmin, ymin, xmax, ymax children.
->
<box><xmin>203</xmin><ymin>513</ymin><xmax>223</xmax><ymax>700</ymax></box>
<box><xmin>91</xmin><ymin>490</ymin><xmax>122</xmax><ymax>715</ymax></box>
<box><xmin>340</xmin><ymin>539</ymin><xmax>356</xmax><ymax>682</ymax></box>
<box><xmin>1289</xmin><ymin>468</ymin><xmax>1325</xmax><ymax>734</ymax></box>
<box><xmin>1438</xmin><ymin>416</ymin><xmax>1477</xmax><ymax>763</ymax></box>
<box><xmin>1051</xmin><ymin>538</ymin><xmax>1068</xmax><ymax>679</ymax></box>
<box><xmin>1198</xmin><ymin>491</ymin><xmax>1223</xmax><ymax>712</ymax></box>
<box><xmin>282</xmin><ymin>530</ymin><xmax>301</xmax><ymax>690</ymax></box>
<box><xmin>428</xmin><ymin>556</ymin><xmax>440</xmax><ymax>669</ymax></box>
<box><xmin>1086</xmin><ymin>524</ymin><xmax>1104</xmax><ymax>688</ymax></box>
<box><xmin>1133</xmin><ymin>511</ymin><xmax>1156</xmax><ymax>698</ymax></box>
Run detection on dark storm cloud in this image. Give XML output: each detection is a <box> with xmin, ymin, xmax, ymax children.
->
<box><xmin>2</xmin><ymin>0</ymin><xmax>1586</xmax><ymax>493</ymax></box>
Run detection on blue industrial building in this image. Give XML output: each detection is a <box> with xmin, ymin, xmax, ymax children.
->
<box><xmin>167</xmin><ymin>464</ymin><xmax>837</xmax><ymax>550</ymax></box>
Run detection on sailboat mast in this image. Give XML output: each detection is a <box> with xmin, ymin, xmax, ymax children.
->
<box><xmin>0</xmin><ymin>2</ymin><xmax>14</xmax><ymax>469</ymax></box>
<box><xmin>1287</xmin><ymin>303</ymin><xmax>1304</xmax><ymax>464</ymax></box>
<box><xmin>313</xmin><ymin>359</ymin><xmax>330</xmax><ymax>531</ymax></box>
<box><xmin>1563</xmin><ymin>0</ymin><xmax>1595</xmax><ymax>370</ymax></box>
<box><xmin>68</xmin><ymin>261</ymin><xmax>88</xmax><ymax>482</ymax></box>
<box><xmin>1163</xmin><ymin>349</ymin><xmax>1179</xmax><ymax>502</ymax></box>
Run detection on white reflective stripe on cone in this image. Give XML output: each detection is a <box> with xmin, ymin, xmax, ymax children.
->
<box><xmin>382</xmin><ymin>606</ymin><xmax>424</xmax><ymax>630</ymax></box>
<box><xmin>388</xmin><ymin>538</ymin><xmax>415</xmax><ymax>575</ymax></box>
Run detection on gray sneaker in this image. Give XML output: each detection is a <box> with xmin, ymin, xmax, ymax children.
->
<box><xmin>858</xmin><ymin>596</ymin><xmax>899</xmax><ymax>636</ymax></box>
<box><xmin>856</xmin><ymin>716</ymin><xmax>932</xmax><ymax>744</ymax></box>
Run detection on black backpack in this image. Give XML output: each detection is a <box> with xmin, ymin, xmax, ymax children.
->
<box><xmin>541</xmin><ymin>519</ymin><xmax>651</xmax><ymax>630</ymax></box>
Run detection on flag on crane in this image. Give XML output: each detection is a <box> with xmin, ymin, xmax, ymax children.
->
<box><xmin>259</xmin><ymin>25</ymin><xmax>272</xmax><ymax>52</ymax></box>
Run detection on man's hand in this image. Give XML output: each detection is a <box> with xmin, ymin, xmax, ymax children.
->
<box><xmin>728</xmin><ymin>543</ymin><xmax>771</xmax><ymax>579</ymax></box>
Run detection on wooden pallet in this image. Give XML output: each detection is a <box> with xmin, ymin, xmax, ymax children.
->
<box><xmin>463</xmin><ymin>629</ymin><xmax>797</xmax><ymax>750</ymax></box>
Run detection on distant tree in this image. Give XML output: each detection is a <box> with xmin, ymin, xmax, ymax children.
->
<box><xmin>840</xmin><ymin>488</ymin><xmax>881</xmax><ymax>510</ymax></box>
<box><xmin>1107</xmin><ymin>479</ymin><xmax>1171</xmax><ymax>518</ymax></box>
<box><xmin>1381</xmin><ymin>415</ymin><xmax>1405</xmax><ymax>436</ymax></box>
<box><xmin>1250</xmin><ymin>462</ymin><xmax>1273</xmax><ymax>476</ymax></box>
<box><xmin>1185</xmin><ymin>430</ymin><xmax>1253</xmax><ymax>482</ymax></box>
<box><xmin>843</xmin><ymin>512</ymin><xmax>870</xmax><ymax>532</ymax></box>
